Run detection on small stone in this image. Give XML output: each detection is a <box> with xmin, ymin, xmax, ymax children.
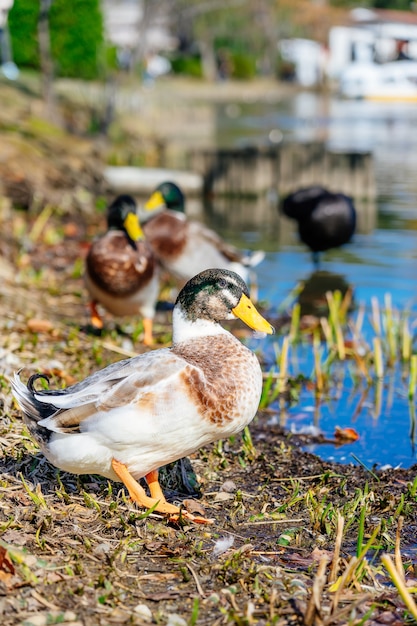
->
<box><xmin>121</xmin><ymin>338</ymin><xmax>134</xmax><ymax>353</ymax></box>
<box><xmin>214</xmin><ymin>491</ymin><xmax>234</xmax><ymax>502</ymax></box>
<box><xmin>133</xmin><ymin>604</ymin><xmax>152</xmax><ymax>623</ymax></box>
<box><xmin>220</xmin><ymin>480</ymin><xmax>237</xmax><ymax>493</ymax></box>
<box><xmin>207</xmin><ymin>593</ymin><xmax>220</xmax><ymax>604</ymax></box>
<box><xmin>18</xmin><ymin>611</ymin><xmax>78</xmax><ymax>626</ymax></box>
<box><xmin>93</xmin><ymin>542</ymin><xmax>111</xmax><ymax>556</ymax></box>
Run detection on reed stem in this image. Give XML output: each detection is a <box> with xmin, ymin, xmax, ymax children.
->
<box><xmin>373</xmin><ymin>337</ymin><xmax>384</xmax><ymax>379</ymax></box>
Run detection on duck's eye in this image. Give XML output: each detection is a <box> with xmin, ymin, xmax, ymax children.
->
<box><xmin>218</xmin><ymin>278</ymin><xmax>227</xmax><ymax>288</ymax></box>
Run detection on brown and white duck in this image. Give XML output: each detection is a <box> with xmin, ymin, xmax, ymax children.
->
<box><xmin>140</xmin><ymin>181</ymin><xmax>264</xmax><ymax>286</ymax></box>
<box><xmin>12</xmin><ymin>268</ymin><xmax>274</xmax><ymax>524</ymax></box>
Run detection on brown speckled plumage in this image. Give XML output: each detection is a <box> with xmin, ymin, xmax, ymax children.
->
<box><xmin>174</xmin><ymin>335</ymin><xmax>261</xmax><ymax>426</ymax></box>
<box><xmin>142</xmin><ymin>210</ymin><xmax>256</xmax><ymax>283</ymax></box>
<box><xmin>86</xmin><ymin>231</ymin><xmax>155</xmax><ymax>296</ymax></box>
<box><xmin>143</xmin><ymin>211</ymin><xmax>188</xmax><ymax>260</ymax></box>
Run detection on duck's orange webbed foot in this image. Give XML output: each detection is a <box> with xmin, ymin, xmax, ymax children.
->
<box><xmin>146</xmin><ymin>470</ymin><xmax>214</xmax><ymax>524</ymax></box>
<box><xmin>90</xmin><ymin>301</ymin><xmax>104</xmax><ymax>329</ymax></box>
<box><xmin>168</xmin><ymin>511</ymin><xmax>215</xmax><ymax>525</ymax></box>
<box><xmin>111</xmin><ymin>461</ymin><xmax>214</xmax><ymax>524</ymax></box>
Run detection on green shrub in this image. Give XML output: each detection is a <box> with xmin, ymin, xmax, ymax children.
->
<box><xmin>170</xmin><ymin>54</ymin><xmax>203</xmax><ymax>78</ymax></box>
<box><xmin>50</xmin><ymin>0</ymin><xmax>104</xmax><ymax>80</ymax></box>
<box><xmin>8</xmin><ymin>0</ymin><xmax>39</xmax><ymax>68</ymax></box>
<box><xmin>230</xmin><ymin>52</ymin><xmax>256</xmax><ymax>79</ymax></box>
<box><xmin>9</xmin><ymin>0</ymin><xmax>104</xmax><ymax>80</ymax></box>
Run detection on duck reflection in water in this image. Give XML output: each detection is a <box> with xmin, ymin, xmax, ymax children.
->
<box><xmin>280</xmin><ymin>185</ymin><xmax>357</xmax><ymax>266</ymax></box>
<box><xmin>298</xmin><ymin>269</ymin><xmax>354</xmax><ymax>321</ymax></box>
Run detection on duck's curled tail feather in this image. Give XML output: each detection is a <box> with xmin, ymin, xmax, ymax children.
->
<box><xmin>11</xmin><ymin>372</ymin><xmax>58</xmax><ymax>442</ymax></box>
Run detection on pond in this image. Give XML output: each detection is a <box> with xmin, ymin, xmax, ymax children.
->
<box><xmin>203</xmin><ymin>91</ymin><xmax>417</xmax><ymax>470</ymax></box>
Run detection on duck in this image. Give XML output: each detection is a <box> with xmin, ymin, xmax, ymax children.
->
<box><xmin>140</xmin><ymin>181</ymin><xmax>265</xmax><ymax>286</ymax></box>
<box><xmin>280</xmin><ymin>185</ymin><xmax>356</xmax><ymax>266</ymax></box>
<box><xmin>150</xmin><ymin>180</ymin><xmax>185</xmax><ymax>213</ymax></box>
<box><xmin>12</xmin><ymin>268</ymin><xmax>274</xmax><ymax>524</ymax></box>
<box><xmin>84</xmin><ymin>194</ymin><xmax>160</xmax><ymax>346</ymax></box>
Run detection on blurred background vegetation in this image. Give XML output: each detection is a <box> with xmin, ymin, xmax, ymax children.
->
<box><xmin>7</xmin><ymin>0</ymin><xmax>413</xmax><ymax>84</ymax></box>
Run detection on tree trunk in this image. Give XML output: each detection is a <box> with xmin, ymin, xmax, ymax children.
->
<box><xmin>38</xmin><ymin>0</ymin><xmax>58</xmax><ymax>123</ymax></box>
<box><xmin>131</xmin><ymin>0</ymin><xmax>153</xmax><ymax>72</ymax></box>
<box><xmin>199</xmin><ymin>36</ymin><xmax>216</xmax><ymax>82</ymax></box>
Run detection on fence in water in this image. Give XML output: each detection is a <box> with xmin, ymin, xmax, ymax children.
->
<box><xmin>189</xmin><ymin>142</ymin><xmax>375</xmax><ymax>200</ymax></box>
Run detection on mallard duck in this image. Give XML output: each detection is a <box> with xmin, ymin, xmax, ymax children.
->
<box><xmin>84</xmin><ymin>194</ymin><xmax>159</xmax><ymax>346</ymax></box>
<box><xmin>140</xmin><ymin>181</ymin><xmax>264</xmax><ymax>285</ymax></box>
<box><xmin>150</xmin><ymin>180</ymin><xmax>185</xmax><ymax>213</ymax></box>
<box><xmin>12</xmin><ymin>268</ymin><xmax>274</xmax><ymax>524</ymax></box>
<box><xmin>280</xmin><ymin>186</ymin><xmax>356</xmax><ymax>265</ymax></box>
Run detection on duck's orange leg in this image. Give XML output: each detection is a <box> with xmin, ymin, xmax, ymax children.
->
<box><xmin>90</xmin><ymin>301</ymin><xmax>104</xmax><ymax>329</ymax></box>
<box><xmin>145</xmin><ymin>469</ymin><xmax>168</xmax><ymax>502</ymax></box>
<box><xmin>111</xmin><ymin>460</ymin><xmax>213</xmax><ymax>524</ymax></box>
<box><xmin>142</xmin><ymin>318</ymin><xmax>153</xmax><ymax>346</ymax></box>
<box><xmin>112</xmin><ymin>459</ymin><xmax>179</xmax><ymax>514</ymax></box>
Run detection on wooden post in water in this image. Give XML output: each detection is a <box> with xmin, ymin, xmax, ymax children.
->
<box><xmin>189</xmin><ymin>143</ymin><xmax>376</xmax><ymax>202</ymax></box>
<box><xmin>188</xmin><ymin>143</ymin><xmax>377</xmax><ymax>235</ymax></box>
<box><xmin>190</xmin><ymin>147</ymin><xmax>280</xmax><ymax>197</ymax></box>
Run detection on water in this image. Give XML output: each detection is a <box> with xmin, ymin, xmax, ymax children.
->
<box><xmin>206</xmin><ymin>92</ymin><xmax>417</xmax><ymax>469</ymax></box>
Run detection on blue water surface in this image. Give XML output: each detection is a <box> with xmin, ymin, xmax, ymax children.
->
<box><xmin>208</xmin><ymin>92</ymin><xmax>417</xmax><ymax>469</ymax></box>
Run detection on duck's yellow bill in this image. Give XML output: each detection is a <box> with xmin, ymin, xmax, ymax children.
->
<box><xmin>144</xmin><ymin>190</ymin><xmax>165</xmax><ymax>212</ymax></box>
<box><xmin>124</xmin><ymin>212</ymin><xmax>144</xmax><ymax>241</ymax></box>
<box><xmin>232</xmin><ymin>293</ymin><xmax>274</xmax><ymax>334</ymax></box>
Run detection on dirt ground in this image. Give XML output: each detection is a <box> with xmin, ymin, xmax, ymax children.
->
<box><xmin>0</xmin><ymin>75</ymin><xmax>416</xmax><ymax>626</ymax></box>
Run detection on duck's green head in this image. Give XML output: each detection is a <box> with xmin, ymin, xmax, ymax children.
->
<box><xmin>176</xmin><ymin>268</ymin><xmax>274</xmax><ymax>334</ymax></box>
<box><xmin>107</xmin><ymin>195</ymin><xmax>144</xmax><ymax>242</ymax></box>
<box><xmin>144</xmin><ymin>181</ymin><xmax>185</xmax><ymax>216</ymax></box>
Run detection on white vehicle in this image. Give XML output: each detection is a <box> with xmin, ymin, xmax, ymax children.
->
<box><xmin>339</xmin><ymin>60</ymin><xmax>417</xmax><ymax>101</ymax></box>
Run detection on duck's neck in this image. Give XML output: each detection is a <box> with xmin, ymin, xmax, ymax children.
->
<box><xmin>172</xmin><ymin>306</ymin><xmax>229</xmax><ymax>344</ymax></box>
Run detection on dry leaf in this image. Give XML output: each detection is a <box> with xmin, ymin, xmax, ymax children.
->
<box><xmin>182</xmin><ymin>499</ymin><xmax>207</xmax><ymax>516</ymax></box>
<box><xmin>311</xmin><ymin>547</ymin><xmax>334</xmax><ymax>562</ymax></box>
<box><xmin>334</xmin><ymin>426</ymin><xmax>360</xmax><ymax>443</ymax></box>
<box><xmin>63</xmin><ymin>222</ymin><xmax>79</xmax><ymax>237</ymax></box>
<box><xmin>27</xmin><ymin>318</ymin><xmax>54</xmax><ymax>333</ymax></box>
<box><xmin>0</xmin><ymin>546</ymin><xmax>15</xmax><ymax>585</ymax></box>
